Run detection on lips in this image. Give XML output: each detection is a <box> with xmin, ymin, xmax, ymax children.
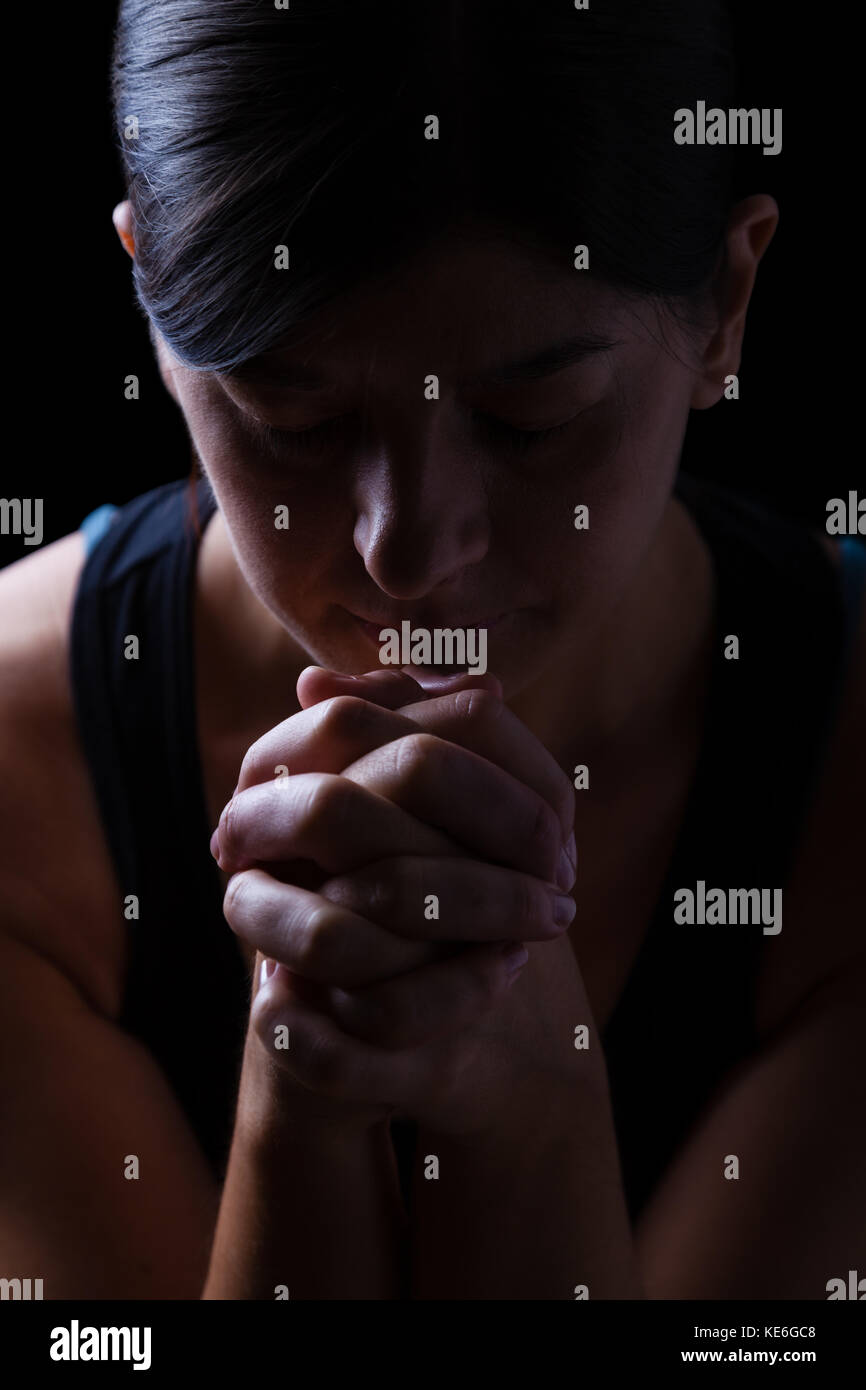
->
<box><xmin>355</xmin><ymin>617</ymin><xmax>388</xmax><ymax>644</ymax></box>
<box><xmin>349</xmin><ymin>610</ymin><xmax>506</xmax><ymax>635</ymax></box>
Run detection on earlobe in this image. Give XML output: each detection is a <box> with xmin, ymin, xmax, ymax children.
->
<box><xmin>112</xmin><ymin>201</ymin><xmax>135</xmax><ymax>259</ymax></box>
<box><xmin>690</xmin><ymin>376</ymin><xmax>725</xmax><ymax>411</ymax></box>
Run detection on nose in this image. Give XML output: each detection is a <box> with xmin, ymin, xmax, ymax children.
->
<box><xmin>352</xmin><ymin>418</ymin><xmax>490</xmax><ymax>599</ymax></box>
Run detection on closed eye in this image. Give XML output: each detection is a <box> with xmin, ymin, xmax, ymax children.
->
<box><xmin>244</xmin><ymin>413</ymin><xmax>355</xmax><ymax>455</ymax></box>
<box><xmin>242</xmin><ymin>407</ymin><xmax>586</xmax><ymax>458</ymax></box>
<box><xmin>471</xmin><ymin>410</ymin><xmax>581</xmax><ymax>451</ymax></box>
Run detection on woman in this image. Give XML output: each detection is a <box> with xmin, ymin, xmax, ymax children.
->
<box><xmin>0</xmin><ymin>0</ymin><xmax>863</xmax><ymax>1300</ymax></box>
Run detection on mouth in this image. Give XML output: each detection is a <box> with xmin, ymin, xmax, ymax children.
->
<box><xmin>348</xmin><ymin>611</ymin><xmax>508</xmax><ymax>635</ymax></box>
<box><xmin>354</xmin><ymin>616</ymin><xmax>395</xmax><ymax>646</ymax></box>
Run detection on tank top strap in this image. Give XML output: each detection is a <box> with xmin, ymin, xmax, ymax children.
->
<box><xmin>69</xmin><ymin>474</ymin><xmax>249</xmax><ymax>1179</ymax></box>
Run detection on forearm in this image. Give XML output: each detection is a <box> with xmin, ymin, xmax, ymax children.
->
<box><xmin>410</xmin><ymin>1071</ymin><xmax>644</xmax><ymax>1300</ymax></box>
<box><xmin>202</xmin><ymin>1028</ymin><xmax>407</xmax><ymax>1300</ymax></box>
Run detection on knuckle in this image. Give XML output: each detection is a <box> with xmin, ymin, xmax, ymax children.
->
<box><xmin>303</xmin><ymin>1032</ymin><xmax>350</xmax><ymax>1091</ymax></box>
<box><xmin>301</xmin><ymin>775</ymin><xmax>348</xmax><ymax>836</ymax></box>
<box><xmin>319</xmin><ymin>872</ymin><xmax>364</xmax><ymax>916</ymax></box>
<box><xmin>394</xmin><ymin>730</ymin><xmax>442</xmax><ymax>789</ymax></box>
<box><xmin>355</xmin><ymin>867</ymin><xmax>400</xmax><ymax>922</ymax></box>
<box><xmin>364</xmin><ymin>862</ymin><xmax>406</xmax><ymax>922</ymax></box>
<box><xmin>451</xmin><ymin>685</ymin><xmax>501</xmax><ymax>728</ymax></box>
<box><xmin>222</xmin><ymin>869</ymin><xmax>252</xmax><ymax>926</ymax></box>
<box><xmin>238</xmin><ymin>745</ymin><xmax>261</xmax><ymax>789</ymax></box>
<box><xmin>219</xmin><ymin>793</ymin><xmax>244</xmax><ymax>860</ymax></box>
<box><xmin>321</xmin><ymin>694</ymin><xmax>376</xmax><ymax>742</ymax></box>
<box><xmin>324</xmin><ymin>863</ymin><xmax>408</xmax><ymax>929</ymax></box>
<box><xmin>528</xmin><ymin>795</ymin><xmax>561</xmax><ymax>866</ymax></box>
<box><xmin>296</xmin><ymin>903</ymin><xmax>342</xmax><ymax>974</ymax></box>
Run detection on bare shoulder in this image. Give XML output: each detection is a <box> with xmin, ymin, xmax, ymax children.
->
<box><xmin>0</xmin><ymin>533</ymin><xmax>126</xmax><ymax>1018</ymax></box>
<box><xmin>754</xmin><ymin>532</ymin><xmax>866</xmax><ymax>1038</ymax></box>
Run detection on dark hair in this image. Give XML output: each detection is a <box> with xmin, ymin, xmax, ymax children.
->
<box><xmin>112</xmin><ymin>0</ymin><xmax>737</xmax><ymax>376</ymax></box>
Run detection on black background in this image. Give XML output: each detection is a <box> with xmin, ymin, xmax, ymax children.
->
<box><xmin>1</xmin><ymin>2</ymin><xmax>853</xmax><ymax>568</ymax></box>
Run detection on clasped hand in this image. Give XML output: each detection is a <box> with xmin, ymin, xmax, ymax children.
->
<box><xmin>211</xmin><ymin>666</ymin><xmax>591</xmax><ymax>1137</ymax></box>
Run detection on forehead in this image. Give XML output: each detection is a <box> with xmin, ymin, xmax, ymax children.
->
<box><xmin>224</xmin><ymin>229</ymin><xmax>632</xmax><ymax>390</ymax></box>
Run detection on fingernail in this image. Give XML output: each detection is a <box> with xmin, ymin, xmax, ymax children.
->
<box><xmin>502</xmin><ymin>942</ymin><xmax>529</xmax><ymax>977</ymax></box>
<box><xmin>553</xmin><ymin>894</ymin><xmax>577</xmax><ymax>927</ymax></box>
<box><xmin>556</xmin><ymin>846</ymin><xmax>575</xmax><ymax>891</ymax></box>
<box><xmin>209</xmin><ymin>827</ymin><xmax>221</xmax><ymax>862</ymax></box>
<box><xmin>565</xmin><ymin>831</ymin><xmax>577</xmax><ymax>870</ymax></box>
<box><xmin>260</xmin><ymin>957</ymin><xmax>279</xmax><ymax>988</ymax></box>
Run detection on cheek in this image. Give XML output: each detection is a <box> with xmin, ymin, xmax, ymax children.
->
<box><xmin>194</xmin><ymin>417</ymin><xmax>337</xmax><ymax>546</ymax></box>
<box><xmin>229</xmin><ymin>501</ymin><xmax>339</xmax><ymax>606</ymax></box>
<box><xmin>197</xmin><ymin>450</ymin><xmax>344</xmax><ymax>615</ymax></box>
<box><xmin>579</xmin><ymin>361</ymin><xmax>691</xmax><ymax>522</ymax></box>
<box><xmin>513</xmin><ymin>372</ymin><xmax>690</xmax><ymax>609</ymax></box>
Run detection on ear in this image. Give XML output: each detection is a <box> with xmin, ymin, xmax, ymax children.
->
<box><xmin>112</xmin><ymin>201</ymin><xmax>135</xmax><ymax>259</ymax></box>
<box><xmin>690</xmin><ymin>194</ymin><xmax>779</xmax><ymax>410</ymax></box>
<box><xmin>113</xmin><ymin>201</ymin><xmax>183</xmax><ymax>407</ymax></box>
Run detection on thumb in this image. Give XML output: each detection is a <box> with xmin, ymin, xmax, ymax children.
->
<box><xmin>398</xmin><ymin>668</ymin><xmax>503</xmax><ymax>701</ymax></box>
<box><xmin>296</xmin><ymin>666</ymin><xmax>429</xmax><ymax>711</ymax></box>
<box><xmin>296</xmin><ymin>665</ymin><xmax>504</xmax><ymax>711</ymax></box>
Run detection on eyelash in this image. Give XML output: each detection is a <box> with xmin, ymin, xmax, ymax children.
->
<box><xmin>244</xmin><ymin>409</ymin><xmax>580</xmax><ymax>458</ymax></box>
<box><xmin>471</xmin><ymin>411</ymin><xmax>578</xmax><ymax>452</ymax></box>
<box><xmin>246</xmin><ymin>414</ymin><xmax>351</xmax><ymax>457</ymax></box>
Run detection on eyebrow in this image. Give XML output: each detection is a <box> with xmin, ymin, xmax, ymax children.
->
<box><xmin>469</xmin><ymin>335</ymin><xmax>621</xmax><ymax>386</ymax></box>
<box><xmin>224</xmin><ymin>334</ymin><xmax>620</xmax><ymax>392</ymax></box>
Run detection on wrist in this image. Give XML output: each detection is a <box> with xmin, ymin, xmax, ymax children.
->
<box><xmin>425</xmin><ymin>1065</ymin><xmax>610</xmax><ymax>1148</ymax></box>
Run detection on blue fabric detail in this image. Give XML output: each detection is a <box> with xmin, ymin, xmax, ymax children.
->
<box><xmin>839</xmin><ymin>535</ymin><xmax>866</xmax><ymax>656</ymax></box>
<box><xmin>80</xmin><ymin>503</ymin><xmax>120</xmax><ymax>557</ymax></box>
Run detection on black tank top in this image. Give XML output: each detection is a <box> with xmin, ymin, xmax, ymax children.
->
<box><xmin>69</xmin><ymin>471</ymin><xmax>865</xmax><ymax>1222</ymax></box>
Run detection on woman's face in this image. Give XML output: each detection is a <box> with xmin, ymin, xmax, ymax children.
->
<box><xmin>162</xmin><ymin>230</ymin><xmax>713</xmax><ymax>698</ymax></box>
